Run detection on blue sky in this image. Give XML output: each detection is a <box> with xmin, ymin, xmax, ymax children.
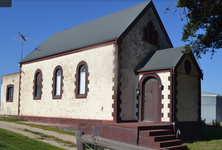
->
<box><xmin>1</xmin><ymin>0</ymin><xmax>222</xmax><ymax>96</ymax></box>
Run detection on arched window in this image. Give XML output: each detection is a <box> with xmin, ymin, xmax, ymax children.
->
<box><xmin>52</xmin><ymin>65</ymin><xmax>63</xmax><ymax>99</ymax></box>
<box><xmin>33</xmin><ymin>69</ymin><xmax>42</xmax><ymax>100</ymax></box>
<box><xmin>79</xmin><ymin>65</ymin><xmax>86</xmax><ymax>94</ymax></box>
<box><xmin>75</xmin><ymin>61</ymin><xmax>89</xmax><ymax>98</ymax></box>
<box><xmin>56</xmin><ymin>70</ymin><xmax>61</xmax><ymax>95</ymax></box>
<box><xmin>143</xmin><ymin>21</ymin><xmax>159</xmax><ymax>46</ymax></box>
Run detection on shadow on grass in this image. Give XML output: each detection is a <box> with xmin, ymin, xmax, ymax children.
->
<box><xmin>202</xmin><ymin>125</ymin><xmax>222</xmax><ymax>141</ymax></box>
<box><xmin>184</xmin><ymin>125</ymin><xmax>222</xmax><ymax>150</ymax></box>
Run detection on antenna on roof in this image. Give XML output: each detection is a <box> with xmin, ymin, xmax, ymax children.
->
<box><xmin>18</xmin><ymin>31</ymin><xmax>27</xmax><ymax>60</ymax></box>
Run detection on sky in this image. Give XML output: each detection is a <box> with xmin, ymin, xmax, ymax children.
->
<box><xmin>0</xmin><ymin>0</ymin><xmax>222</xmax><ymax>97</ymax></box>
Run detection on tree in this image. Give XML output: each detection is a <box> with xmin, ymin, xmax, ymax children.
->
<box><xmin>168</xmin><ymin>0</ymin><xmax>222</xmax><ymax>58</ymax></box>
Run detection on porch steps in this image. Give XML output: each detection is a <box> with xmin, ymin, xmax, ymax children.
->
<box><xmin>139</xmin><ymin>127</ymin><xmax>188</xmax><ymax>150</ymax></box>
<box><xmin>151</xmin><ymin>134</ymin><xmax>176</xmax><ymax>141</ymax></box>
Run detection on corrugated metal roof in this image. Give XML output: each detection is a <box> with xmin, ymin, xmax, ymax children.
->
<box><xmin>137</xmin><ymin>46</ymin><xmax>184</xmax><ymax>72</ymax></box>
<box><xmin>20</xmin><ymin>1</ymin><xmax>151</xmax><ymax>63</ymax></box>
<box><xmin>201</xmin><ymin>91</ymin><xmax>222</xmax><ymax>98</ymax></box>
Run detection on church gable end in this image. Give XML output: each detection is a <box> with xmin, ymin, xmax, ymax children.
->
<box><xmin>176</xmin><ymin>54</ymin><xmax>201</xmax><ymax>77</ymax></box>
<box><xmin>175</xmin><ymin>54</ymin><xmax>202</xmax><ymax>122</ymax></box>
<box><xmin>143</xmin><ymin>21</ymin><xmax>159</xmax><ymax>46</ymax></box>
<box><xmin>118</xmin><ymin>5</ymin><xmax>172</xmax><ymax>121</ymax></box>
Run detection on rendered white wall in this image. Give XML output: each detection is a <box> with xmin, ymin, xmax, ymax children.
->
<box><xmin>1</xmin><ymin>73</ymin><xmax>20</xmax><ymax>116</ymax></box>
<box><xmin>157</xmin><ymin>72</ymin><xmax>171</xmax><ymax>122</ymax></box>
<box><xmin>20</xmin><ymin>44</ymin><xmax>115</xmax><ymax>120</ymax></box>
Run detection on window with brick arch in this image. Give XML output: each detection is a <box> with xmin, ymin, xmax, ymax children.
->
<box><xmin>52</xmin><ymin>65</ymin><xmax>63</xmax><ymax>99</ymax></box>
<box><xmin>33</xmin><ymin>69</ymin><xmax>42</xmax><ymax>100</ymax></box>
<box><xmin>75</xmin><ymin>61</ymin><xmax>89</xmax><ymax>98</ymax></box>
<box><xmin>6</xmin><ymin>84</ymin><xmax>14</xmax><ymax>102</ymax></box>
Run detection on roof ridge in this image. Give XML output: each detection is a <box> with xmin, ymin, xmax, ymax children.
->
<box><xmin>202</xmin><ymin>91</ymin><xmax>222</xmax><ymax>96</ymax></box>
<box><xmin>156</xmin><ymin>46</ymin><xmax>184</xmax><ymax>53</ymax></box>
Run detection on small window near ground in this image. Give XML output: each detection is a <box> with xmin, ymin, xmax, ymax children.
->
<box><xmin>6</xmin><ymin>84</ymin><xmax>14</xmax><ymax>102</ymax></box>
<box><xmin>75</xmin><ymin>61</ymin><xmax>89</xmax><ymax>98</ymax></box>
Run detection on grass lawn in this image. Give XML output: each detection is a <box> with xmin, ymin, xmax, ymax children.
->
<box><xmin>184</xmin><ymin>125</ymin><xmax>222</xmax><ymax>150</ymax></box>
<box><xmin>3</xmin><ymin>116</ymin><xmax>222</xmax><ymax>150</ymax></box>
<box><xmin>18</xmin><ymin>122</ymin><xmax>76</xmax><ymax>136</ymax></box>
<box><xmin>0</xmin><ymin>116</ymin><xmax>101</xmax><ymax>149</ymax></box>
<box><xmin>0</xmin><ymin>116</ymin><xmax>25</xmax><ymax>122</ymax></box>
<box><xmin>0</xmin><ymin>116</ymin><xmax>75</xmax><ymax>136</ymax></box>
<box><xmin>0</xmin><ymin>128</ymin><xmax>65</xmax><ymax>150</ymax></box>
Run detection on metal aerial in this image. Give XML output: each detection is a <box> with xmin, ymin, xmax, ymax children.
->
<box><xmin>18</xmin><ymin>31</ymin><xmax>27</xmax><ymax>61</ymax></box>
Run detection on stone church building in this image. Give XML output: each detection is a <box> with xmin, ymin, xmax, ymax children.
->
<box><xmin>1</xmin><ymin>1</ymin><xmax>203</xmax><ymax>149</ymax></box>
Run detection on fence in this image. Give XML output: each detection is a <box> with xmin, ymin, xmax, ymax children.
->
<box><xmin>76</xmin><ymin>131</ymin><xmax>156</xmax><ymax>150</ymax></box>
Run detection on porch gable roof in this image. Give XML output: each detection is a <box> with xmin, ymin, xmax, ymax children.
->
<box><xmin>136</xmin><ymin>46</ymin><xmax>184</xmax><ymax>73</ymax></box>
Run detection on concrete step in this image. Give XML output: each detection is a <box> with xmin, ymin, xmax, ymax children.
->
<box><xmin>138</xmin><ymin>125</ymin><xmax>172</xmax><ymax>131</ymax></box>
<box><xmin>157</xmin><ymin>139</ymin><xmax>182</xmax><ymax>148</ymax></box>
<box><xmin>139</xmin><ymin>129</ymin><xmax>172</xmax><ymax>137</ymax></box>
<box><xmin>149</xmin><ymin>129</ymin><xmax>172</xmax><ymax>136</ymax></box>
<box><xmin>151</xmin><ymin>134</ymin><xmax>176</xmax><ymax>142</ymax></box>
<box><xmin>138</xmin><ymin>127</ymin><xmax>187</xmax><ymax>150</ymax></box>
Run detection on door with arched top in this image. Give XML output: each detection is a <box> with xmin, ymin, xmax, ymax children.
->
<box><xmin>142</xmin><ymin>78</ymin><xmax>159</xmax><ymax>122</ymax></box>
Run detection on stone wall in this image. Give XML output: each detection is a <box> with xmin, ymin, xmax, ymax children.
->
<box><xmin>1</xmin><ymin>72</ymin><xmax>20</xmax><ymax>116</ymax></box>
<box><xmin>119</xmin><ymin>8</ymin><xmax>171</xmax><ymax>120</ymax></box>
<box><xmin>176</xmin><ymin>55</ymin><xmax>199</xmax><ymax>121</ymax></box>
<box><xmin>19</xmin><ymin>44</ymin><xmax>115</xmax><ymax>120</ymax></box>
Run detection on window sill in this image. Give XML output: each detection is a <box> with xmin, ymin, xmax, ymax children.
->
<box><xmin>53</xmin><ymin>95</ymin><xmax>62</xmax><ymax>99</ymax></box>
<box><xmin>33</xmin><ymin>96</ymin><xmax>41</xmax><ymax>100</ymax></box>
<box><xmin>76</xmin><ymin>94</ymin><xmax>87</xmax><ymax>99</ymax></box>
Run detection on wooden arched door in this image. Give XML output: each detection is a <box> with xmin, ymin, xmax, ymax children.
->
<box><xmin>142</xmin><ymin>78</ymin><xmax>159</xmax><ymax>122</ymax></box>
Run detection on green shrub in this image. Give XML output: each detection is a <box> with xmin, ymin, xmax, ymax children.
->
<box><xmin>201</xmin><ymin>118</ymin><xmax>206</xmax><ymax>126</ymax></box>
<box><xmin>212</xmin><ymin>119</ymin><xmax>220</xmax><ymax>127</ymax></box>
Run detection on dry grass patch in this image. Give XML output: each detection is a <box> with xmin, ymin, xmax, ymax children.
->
<box><xmin>23</xmin><ymin>128</ymin><xmax>76</xmax><ymax>147</ymax></box>
<box><xmin>0</xmin><ymin>116</ymin><xmax>76</xmax><ymax>136</ymax></box>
